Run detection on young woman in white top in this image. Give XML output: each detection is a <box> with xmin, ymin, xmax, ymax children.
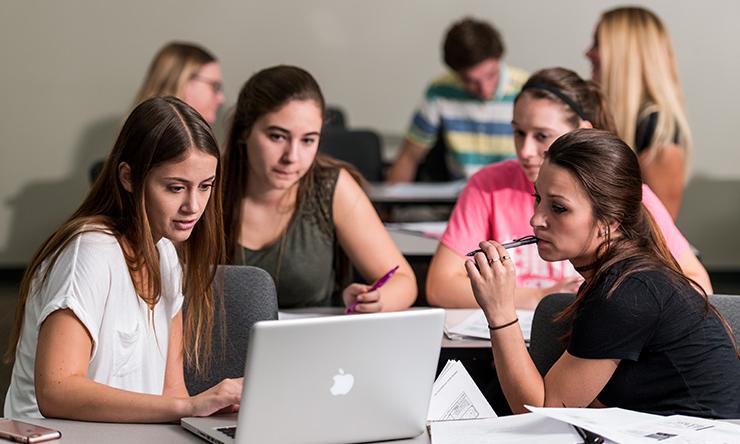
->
<box><xmin>4</xmin><ymin>96</ymin><xmax>241</xmax><ymax>421</ymax></box>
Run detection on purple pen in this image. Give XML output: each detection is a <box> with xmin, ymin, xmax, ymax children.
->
<box><xmin>465</xmin><ymin>235</ymin><xmax>538</xmax><ymax>257</ymax></box>
<box><xmin>345</xmin><ymin>265</ymin><xmax>400</xmax><ymax>314</ymax></box>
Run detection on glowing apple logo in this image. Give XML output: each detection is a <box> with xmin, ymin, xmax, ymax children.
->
<box><xmin>330</xmin><ymin>368</ymin><xmax>354</xmax><ymax>396</ymax></box>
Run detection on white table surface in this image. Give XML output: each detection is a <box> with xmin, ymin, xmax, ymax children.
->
<box><xmin>388</xmin><ymin>229</ymin><xmax>439</xmax><ymax>256</ymax></box>
<box><xmin>21</xmin><ymin>415</ymin><xmax>740</xmax><ymax>443</ymax></box>
<box><xmin>12</xmin><ymin>417</ymin><xmax>431</xmax><ymax>443</ymax></box>
<box><xmin>8</xmin><ymin>418</ymin><xmax>202</xmax><ymax>443</ymax></box>
<box><xmin>367</xmin><ymin>181</ymin><xmax>464</xmax><ymax>204</ymax></box>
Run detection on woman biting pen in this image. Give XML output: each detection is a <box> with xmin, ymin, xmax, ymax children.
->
<box><xmin>467</xmin><ymin>129</ymin><xmax>740</xmax><ymax>418</ymax></box>
<box><xmin>427</xmin><ymin>67</ymin><xmax>711</xmax><ymax>309</ymax></box>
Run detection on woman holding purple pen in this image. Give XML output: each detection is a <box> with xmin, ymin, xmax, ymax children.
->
<box><xmin>466</xmin><ymin>129</ymin><xmax>740</xmax><ymax>418</ymax></box>
<box><xmin>221</xmin><ymin>65</ymin><xmax>416</xmax><ymax>312</ymax></box>
<box><xmin>426</xmin><ymin>67</ymin><xmax>711</xmax><ymax>309</ymax></box>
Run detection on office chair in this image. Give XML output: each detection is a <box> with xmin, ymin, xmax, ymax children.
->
<box><xmin>319</xmin><ymin>128</ymin><xmax>384</xmax><ymax>182</ymax></box>
<box><xmin>708</xmin><ymin>294</ymin><xmax>740</xmax><ymax>344</ymax></box>
<box><xmin>325</xmin><ymin>106</ymin><xmax>347</xmax><ymax>129</ymax></box>
<box><xmin>184</xmin><ymin>265</ymin><xmax>278</xmax><ymax>395</ymax></box>
<box><xmin>415</xmin><ymin>128</ymin><xmax>457</xmax><ymax>182</ymax></box>
<box><xmin>528</xmin><ymin>293</ymin><xmax>576</xmax><ymax>376</ymax></box>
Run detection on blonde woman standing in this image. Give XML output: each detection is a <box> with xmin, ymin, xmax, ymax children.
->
<box><xmin>586</xmin><ymin>7</ymin><xmax>691</xmax><ymax>219</ymax></box>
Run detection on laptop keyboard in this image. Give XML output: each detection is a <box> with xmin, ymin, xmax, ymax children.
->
<box><xmin>217</xmin><ymin>426</ymin><xmax>237</xmax><ymax>438</ymax></box>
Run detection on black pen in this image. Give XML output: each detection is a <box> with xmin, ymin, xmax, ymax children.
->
<box><xmin>465</xmin><ymin>235</ymin><xmax>538</xmax><ymax>257</ymax></box>
<box><xmin>572</xmin><ymin>424</ymin><xmax>605</xmax><ymax>444</ymax></box>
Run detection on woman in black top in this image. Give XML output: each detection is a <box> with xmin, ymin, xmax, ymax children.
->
<box><xmin>467</xmin><ymin>129</ymin><xmax>740</xmax><ymax>418</ymax></box>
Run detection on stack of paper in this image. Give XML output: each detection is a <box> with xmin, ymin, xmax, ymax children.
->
<box><xmin>619</xmin><ymin>415</ymin><xmax>740</xmax><ymax>443</ymax></box>
<box><xmin>432</xmin><ymin>406</ymin><xmax>740</xmax><ymax>443</ymax></box>
<box><xmin>526</xmin><ymin>406</ymin><xmax>740</xmax><ymax>444</ymax></box>
<box><xmin>445</xmin><ymin>309</ymin><xmax>534</xmax><ymax>342</ymax></box>
<box><xmin>427</xmin><ymin>360</ymin><xmax>496</xmax><ymax>422</ymax></box>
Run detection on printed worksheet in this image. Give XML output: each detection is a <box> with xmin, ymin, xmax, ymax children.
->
<box><xmin>427</xmin><ymin>360</ymin><xmax>496</xmax><ymax>422</ymax></box>
<box><xmin>526</xmin><ymin>406</ymin><xmax>740</xmax><ymax>443</ymax></box>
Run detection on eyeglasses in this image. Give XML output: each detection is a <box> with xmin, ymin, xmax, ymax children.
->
<box><xmin>191</xmin><ymin>75</ymin><xmax>223</xmax><ymax>94</ymax></box>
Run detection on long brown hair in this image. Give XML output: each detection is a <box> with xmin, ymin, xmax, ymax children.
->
<box><xmin>222</xmin><ymin>65</ymin><xmax>360</xmax><ymax>263</ymax></box>
<box><xmin>548</xmin><ymin>129</ymin><xmax>735</xmax><ymax>351</ymax></box>
<box><xmin>6</xmin><ymin>97</ymin><xmax>225</xmax><ymax>372</ymax></box>
<box><xmin>516</xmin><ymin>67</ymin><xmax>616</xmax><ymax>133</ymax></box>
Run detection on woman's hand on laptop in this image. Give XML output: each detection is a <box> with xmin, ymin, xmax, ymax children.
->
<box><xmin>187</xmin><ymin>377</ymin><xmax>243</xmax><ymax>417</ymax></box>
<box><xmin>343</xmin><ymin>284</ymin><xmax>383</xmax><ymax>314</ymax></box>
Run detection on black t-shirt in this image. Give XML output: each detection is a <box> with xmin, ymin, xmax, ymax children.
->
<box><xmin>568</xmin><ymin>261</ymin><xmax>740</xmax><ymax>418</ymax></box>
<box><xmin>635</xmin><ymin>112</ymin><xmax>681</xmax><ymax>154</ymax></box>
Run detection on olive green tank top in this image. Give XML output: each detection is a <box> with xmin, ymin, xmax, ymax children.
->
<box><xmin>235</xmin><ymin>165</ymin><xmax>344</xmax><ymax>308</ymax></box>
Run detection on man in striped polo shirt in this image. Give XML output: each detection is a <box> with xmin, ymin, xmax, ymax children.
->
<box><xmin>388</xmin><ymin>17</ymin><xmax>528</xmax><ymax>182</ymax></box>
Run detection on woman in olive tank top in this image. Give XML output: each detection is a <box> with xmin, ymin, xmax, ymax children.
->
<box><xmin>221</xmin><ymin>65</ymin><xmax>417</xmax><ymax>311</ymax></box>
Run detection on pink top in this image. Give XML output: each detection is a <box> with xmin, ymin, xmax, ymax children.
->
<box><xmin>440</xmin><ymin>159</ymin><xmax>690</xmax><ymax>289</ymax></box>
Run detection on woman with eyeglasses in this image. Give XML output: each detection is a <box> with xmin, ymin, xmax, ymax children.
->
<box><xmin>92</xmin><ymin>43</ymin><xmax>226</xmax><ymax>184</ymax></box>
<box><xmin>135</xmin><ymin>42</ymin><xmax>225</xmax><ymax>125</ymax></box>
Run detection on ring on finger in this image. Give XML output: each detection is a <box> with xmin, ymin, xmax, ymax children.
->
<box><xmin>501</xmin><ymin>255</ymin><xmax>509</xmax><ymax>262</ymax></box>
<box><xmin>488</xmin><ymin>257</ymin><xmax>500</xmax><ymax>265</ymax></box>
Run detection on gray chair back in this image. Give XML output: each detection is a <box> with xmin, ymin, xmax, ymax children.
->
<box><xmin>708</xmin><ymin>294</ymin><xmax>740</xmax><ymax>345</ymax></box>
<box><xmin>319</xmin><ymin>128</ymin><xmax>383</xmax><ymax>182</ymax></box>
<box><xmin>184</xmin><ymin>265</ymin><xmax>278</xmax><ymax>395</ymax></box>
<box><xmin>416</xmin><ymin>130</ymin><xmax>454</xmax><ymax>182</ymax></box>
<box><xmin>528</xmin><ymin>293</ymin><xmax>576</xmax><ymax>376</ymax></box>
<box><xmin>325</xmin><ymin>106</ymin><xmax>347</xmax><ymax>129</ymax></box>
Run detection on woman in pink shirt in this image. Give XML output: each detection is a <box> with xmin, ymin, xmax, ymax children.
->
<box><xmin>427</xmin><ymin>67</ymin><xmax>711</xmax><ymax>309</ymax></box>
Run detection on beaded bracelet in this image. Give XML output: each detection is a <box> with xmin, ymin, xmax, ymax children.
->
<box><xmin>487</xmin><ymin>318</ymin><xmax>519</xmax><ymax>331</ymax></box>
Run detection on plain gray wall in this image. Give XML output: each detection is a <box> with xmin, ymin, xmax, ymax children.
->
<box><xmin>1</xmin><ymin>0</ymin><xmax>739</xmax><ymax>268</ymax></box>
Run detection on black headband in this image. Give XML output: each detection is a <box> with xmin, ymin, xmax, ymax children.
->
<box><xmin>521</xmin><ymin>82</ymin><xmax>589</xmax><ymax>122</ymax></box>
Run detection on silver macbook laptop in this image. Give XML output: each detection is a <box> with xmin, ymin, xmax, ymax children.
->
<box><xmin>182</xmin><ymin>308</ymin><xmax>444</xmax><ymax>444</ymax></box>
